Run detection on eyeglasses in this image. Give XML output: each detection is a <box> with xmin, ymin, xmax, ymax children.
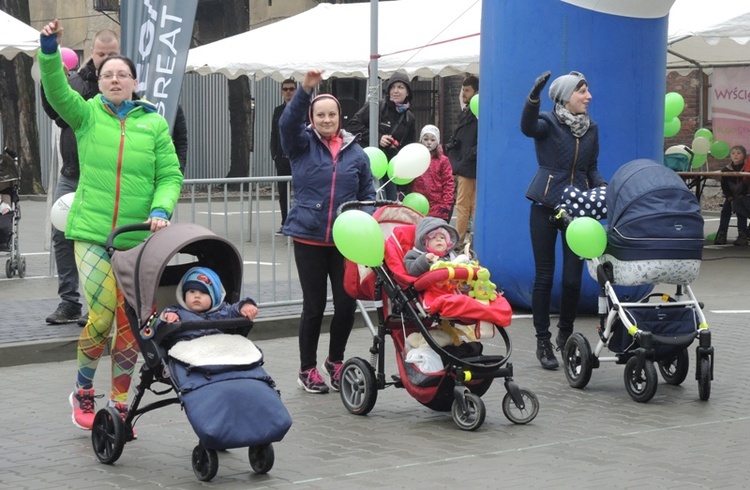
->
<box><xmin>99</xmin><ymin>72</ymin><xmax>133</xmax><ymax>81</ymax></box>
<box><xmin>282</xmin><ymin>87</ymin><xmax>296</xmax><ymax>92</ymax></box>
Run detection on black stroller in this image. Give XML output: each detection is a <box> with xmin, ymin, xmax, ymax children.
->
<box><xmin>562</xmin><ymin>159</ymin><xmax>713</xmax><ymax>403</ymax></box>
<box><xmin>92</xmin><ymin>222</ymin><xmax>292</xmax><ymax>481</ymax></box>
<box><xmin>0</xmin><ymin>148</ymin><xmax>25</xmax><ymax>278</ymax></box>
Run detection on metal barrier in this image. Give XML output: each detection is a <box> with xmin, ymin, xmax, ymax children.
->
<box><xmin>175</xmin><ymin>176</ymin><xmax>299</xmax><ymax>311</ymax></box>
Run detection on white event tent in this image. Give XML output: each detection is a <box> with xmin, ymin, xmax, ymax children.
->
<box><xmin>186</xmin><ymin>0</ymin><xmax>750</xmax><ymax>81</ymax></box>
<box><xmin>0</xmin><ymin>9</ymin><xmax>39</xmax><ymax>60</ymax></box>
<box><xmin>186</xmin><ymin>0</ymin><xmax>480</xmax><ymax>81</ymax></box>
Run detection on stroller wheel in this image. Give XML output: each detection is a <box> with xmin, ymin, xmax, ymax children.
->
<box><xmin>5</xmin><ymin>259</ymin><xmax>14</xmax><ymax>278</ymax></box>
<box><xmin>623</xmin><ymin>357</ymin><xmax>658</xmax><ymax>403</ymax></box>
<box><xmin>697</xmin><ymin>356</ymin><xmax>711</xmax><ymax>401</ymax></box>
<box><xmin>340</xmin><ymin>357</ymin><xmax>378</xmax><ymax>415</ymax></box>
<box><xmin>91</xmin><ymin>407</ymin><xmax>126</xmax><ymax>464</ymax></box>
<box><xmin>248</xmin><ymin>443</ymin><xmax>274</xmax><ymax>474</ymax></box>
<box><xmin>17</xmin><ymin>257</ymin><xmax>25</xmax><ymax>278</ymax></box>
<box><xmin>563</xmin><ymin>333</ymin><xmax>593</xmax><ymax>389</ymax></box>
<box><xmin>658</xmin><ymin>349</ymin><xmax>689</xmax><ymax>386</ymax></box>
<box><xmin>192</xmin><ymin>444</ymin><xmax>219</xmax><ymax>482</ymax></box>
<box><xmin>451</xmin><ymin>393</ymin><xmax>486</xmax><ymax>431</ymax></box>
<box><xmin>502</xmin><ymin>388</ymin><xmax>539</xmax><ymax>425</ymax></box>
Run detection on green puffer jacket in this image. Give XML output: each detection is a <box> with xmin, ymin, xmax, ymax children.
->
<box><xmin>39</xmin><ymin>51</ymin><xmax>183</xmax><ymax>250</ymax></box>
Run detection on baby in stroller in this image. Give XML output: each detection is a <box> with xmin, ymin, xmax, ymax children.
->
<box><xmin>403</xmin><ymin>218</ymin><xmax>470</xmax><ymax>277</ymax></box>
<box><xmin>338</xmin><ymin>202</ymin><xmax>539</xmax><ymax>430</ymax></box>
<box><xmin>157</xmin><ymin>267</ymin><xmax>258</xmax><ymax>336</ymax></box>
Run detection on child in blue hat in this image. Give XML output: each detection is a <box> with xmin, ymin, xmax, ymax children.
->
<box><xmin>159</xmin><ymin>267</ymin><xmax>258</xmax><ymax>326</ymax></box>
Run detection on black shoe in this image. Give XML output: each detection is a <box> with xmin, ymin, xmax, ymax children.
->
<box><xmin>556</xmin><ymin>329</ymin><xmax>572</xmax><ymax>351</ymax></box>
<box><xmin>733</xmin><ymin>234</ymin><xmax>748</xmax><ymax>246</ymax></box>
<box><xmin>550</xmin><ymin>208</ymin><xmax>573</xmax><ymax>231</ymax></box>
<box><xmin>536</xmin><ymin>339</ymin><xmax>559</xmax><ymax>370</ymax></box>
<box><xmin>77</xmin><ymin>312</ymin><xmax>89</xmax><ymax>327</ymax></box>
<box><xmin>714</xmin><ymin>231</ymin><xmax>727</xmax><ymax>245</ymax></box>
<box><xmin>46</xmin><ymin>302</ymin><xmax>82</xmax><ymax>325</ymax></box>
<box><xmin>275</xmin><ymin>227</ymin><xmax>285</xmax><ymax>236</ymax></box>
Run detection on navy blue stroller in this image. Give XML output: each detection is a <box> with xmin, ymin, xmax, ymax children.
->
<box><xmin>92</xmin><ymin>223</ymin><xmax>292</xmax><ymax>481</ymax></box>
<box><xmin>562</xmin><ymin>159</ymin><xmax>713</xmax><ymax>403</ymax></box>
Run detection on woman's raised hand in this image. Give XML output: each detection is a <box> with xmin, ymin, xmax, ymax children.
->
<box><xmin>529</xmin><ymin>70</ymin><xmax>551</xmax><ymax>101</ymax></box>
<box><xmin>40</xmin><ymin>19</ymin><xmax>63</xmax><ymax>43</ymax></box>
<box><xmin>303</xmin><ymin>69</ymin><xmax>325</xmax><ymax>91</ymax></box>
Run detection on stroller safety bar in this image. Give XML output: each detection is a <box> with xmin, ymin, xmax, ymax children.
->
<box><xmin>106</xmin><ymin>222</ymin><xmax>152</xmax><ymax>255</ymax></box>
<box><xmin>337</xmin><ymin>199</ymin><xmax>400</xmax><ymax>215</ymax></box>
<box><xmin>152</xmin><ymin>318</ymin><xmax>254</xmax><ymax>344</ymax></box>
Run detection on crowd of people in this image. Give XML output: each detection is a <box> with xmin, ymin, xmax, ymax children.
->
<box><xmin>37</xmin><ymin>17</ymin><xmax>745</xmax><ymax>432</ymax></box>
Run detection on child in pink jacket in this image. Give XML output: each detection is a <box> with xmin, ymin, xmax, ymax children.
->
<box><xmin>410</xmin><ymin>125</ymin><xmax>455</xmax><ymax>222</ymax></box>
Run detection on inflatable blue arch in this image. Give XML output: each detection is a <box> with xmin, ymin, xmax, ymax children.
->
<box><xmin>476</xmin><ymin>0</ymin><xmax>675</xmax><ymax>312</ymax></box>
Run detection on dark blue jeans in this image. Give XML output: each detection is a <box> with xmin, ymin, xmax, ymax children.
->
<box><xmin>293</xmin><ymin>241</ymin><xmax>356</xmax><ymax>371</ymax></box>
<box><xmin>718</xmin><ymin>198</ymin><xmax>748</xmax><ymax>236</ymax></box>
<box><xmin>529</xmin><ymin>203</ymin><xmax>583</xmax><ymax>341</ymax></box>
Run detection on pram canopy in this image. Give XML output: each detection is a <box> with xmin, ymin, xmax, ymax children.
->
<box><xmin>111</xmin><ymin>223</ymin><xmax>244</xmax><ymax>325</ymax></box>
<box><xmin>606</xmin><ymin>159</ymin><xmax>704</xmax><ymax>261</ymax></box>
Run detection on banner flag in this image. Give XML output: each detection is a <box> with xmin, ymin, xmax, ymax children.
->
<box><xmin>120</xmin><ymin>0</ymin><xmax>198</xmax><ymax>130</ymax></box>
<box><xmin>711</xmin><ymin>67</ymin><xmax>750</xmax><ymax>148</ymax></box>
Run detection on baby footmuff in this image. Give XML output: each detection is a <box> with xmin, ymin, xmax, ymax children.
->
<box><xmin>562</xmin><ymin>159</ymin><xmax>713</xmax><ymax>403</ymax></box>
<box><xmin>93</xmin><ymin>223</ymin><xmax>292</xmax><ymax>481</ymax></box>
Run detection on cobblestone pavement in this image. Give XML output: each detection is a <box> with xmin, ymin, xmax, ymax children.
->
<box><xmin>1</xmin><ymin>199</ymin><xmax>749</xmax><ymax>488</ymax></box>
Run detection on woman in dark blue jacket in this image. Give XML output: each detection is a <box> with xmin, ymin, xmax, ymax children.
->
<box><xmin>280</xmin><ymin>69</ymin><xmax>376</xmax><ymax>394</ymax></box>
<box><xmin>521</xmin><ymin>71</ymin><xmax>606</xmax><ymax>370</ymax></box>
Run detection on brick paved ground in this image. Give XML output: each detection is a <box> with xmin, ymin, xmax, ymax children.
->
<box><xmin>1</xmin><ymin>200</ymin><xmax>748</xmax><ymax>488</ymax></box>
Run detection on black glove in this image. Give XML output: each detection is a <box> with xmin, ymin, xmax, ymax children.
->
<box><xmin>529</xmin><ymin>71</ymin><xmax>551</xmax><ymax>101</ymax></box>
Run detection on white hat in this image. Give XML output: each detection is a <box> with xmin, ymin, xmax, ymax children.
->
<box><xmin>420</xmin><ymin>124</ymin><xmax>440</xmax><ymax>145</ymax></box>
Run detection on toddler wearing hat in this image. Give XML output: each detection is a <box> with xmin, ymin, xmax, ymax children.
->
<box><xmin>404</xmin><ymin>217</ymin><xmax>465</xmax><ymax>277</ymax></box>
<box><xmin>409</xmin><ymin>124</ymin><xmax>455</xmax><ymax>221</ymax></box>
<box><xmin>159</xmin><ymin>267</ymin><xmax>258</xmax><ymax>327</ymax></box>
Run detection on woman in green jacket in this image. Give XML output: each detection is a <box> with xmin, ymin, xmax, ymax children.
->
<box><xmin>40</xmin><ymin>20</ymin><xmax>183</xmax><ymax>431</ymax></box>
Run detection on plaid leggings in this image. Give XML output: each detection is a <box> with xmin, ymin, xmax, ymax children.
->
<box><xmin>74</xmin><ymin>241</ymin><xmax>139</xmax><ymax>403</ymax></box>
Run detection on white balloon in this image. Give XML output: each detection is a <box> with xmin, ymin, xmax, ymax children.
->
<box><xmin>50</xmin><ymin>192</ymin><xmax>75</xmax><ymax>232</ymax></box>
<box><xmin>392</xmin><ymin>143</ymin><xmax>431</xmax><ymax>179</ymax></box>
<box><xmin>691</xmin><ymin>136</ymin><xmax>711</xmax><ymax>155</ymax></box>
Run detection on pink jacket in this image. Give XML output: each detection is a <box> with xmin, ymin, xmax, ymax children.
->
<box><xmin>411</xmin><ymin>152</ymin><xmax>455</xmax><ymax>221</ymax></box>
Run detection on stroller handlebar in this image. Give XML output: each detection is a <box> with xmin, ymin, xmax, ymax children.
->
<box><xmin>337</xmin><ymin>200</ymin><xmax>401</xmax><ymax>215</ymax></box>
<box><xmin>105</xmin><ymin>223</ymin><xmax>153</xmax><ymax>256</ymax></box>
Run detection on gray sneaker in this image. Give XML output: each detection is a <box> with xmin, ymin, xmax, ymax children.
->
<box><xmin>46</xmin><ymin>302</ymin><xmax>82</xmax><ymax>325</ymax></box>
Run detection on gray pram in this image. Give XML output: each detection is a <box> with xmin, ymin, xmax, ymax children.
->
<box><xmin>0</xmin><ymin>149</ymin><xmax>24</xmax><ymax>278</ymax></box>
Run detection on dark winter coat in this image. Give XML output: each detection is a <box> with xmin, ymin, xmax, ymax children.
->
<box><xmin>279</xmin><ymin>88</ymin><xmax>375</xmax><ymax>243</ymax></box>
<box><xmin>521</xmin><ymin>97</ymin><xmax>605</xmax><ymax>208</ymax></box>
<box><xmin>446</xmin><ymin>108</ymin><xmax>478</xmax><ymax>178</ymax></box>
<box><xmin>347</xmin><ymin>99</ymin><xmax>417</xmax><ymax>161</ymax></box>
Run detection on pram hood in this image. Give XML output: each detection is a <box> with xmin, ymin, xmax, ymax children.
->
<box><xmin>111</xmin><ymin>223</ymin><xmax>243</xmax><ymax>324</ymax></box>
<box><xmin>606</xmin><ymin>159</ymin><xmax>703</xmax><ymax>261</ymax></box>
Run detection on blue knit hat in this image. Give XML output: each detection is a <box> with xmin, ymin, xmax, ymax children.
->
<box><xmin>178</xmin><ymin>267</ymin><xmax>224</xmax><ymax>312</ymax></box>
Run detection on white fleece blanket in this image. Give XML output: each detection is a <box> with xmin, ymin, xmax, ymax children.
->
<box><xmin>168</xmin><ymin>334</ymin><xmax>262</xmax><ymax>366</ymax></box>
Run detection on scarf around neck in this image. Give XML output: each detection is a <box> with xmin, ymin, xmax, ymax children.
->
<box><xmin>554</xmin><ymin>103</ymin><xmax>590</xmax><ymax>138</ymax></box>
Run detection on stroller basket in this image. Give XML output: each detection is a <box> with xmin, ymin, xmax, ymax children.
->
<box><xmin>609</xmin><ymin>304</ymin><xmax>699</xmax><ymax>360</ymax></box>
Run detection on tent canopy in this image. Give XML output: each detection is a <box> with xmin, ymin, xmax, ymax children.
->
<box><xmin>667</xmin><ymin>0</ymin><xmax>750</xmax><ymax>71</ymax></box>
<box><xmin>0</xmin><ymin>9</ymin><xmax>39</xmax><ymax>60</ymax></box>
<box><xmin>187</xmin><ymin>0</ymin><xmax>750</xmax><ymax>81</ymax></box>
<box><xmin>186</xmin><ymin>0</ymin><xmax>480</xmax><ymax>81</ymax></box>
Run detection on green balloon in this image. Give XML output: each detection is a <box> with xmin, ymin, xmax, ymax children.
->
<box><xmin>469</xmin><ymin>94</ymin><xmax>479</xmax><ymax>118</ymax></box>
<box><xmin>694</xmin><ymin>128</ymin><xmax>713</xmax><ymax>142</ymax></box>
<box><xmin>387</xmin><ymin>160</ymin><xmax>413</xmax><ymax>186</ymax></box>
<box><xmin>332</xmin><ymin>210</ymin><xmax>384</xmax><ymax>267</ymax></box>
<box><xmin>664</xmin><ymin>117</ymin><xmax>681</xmax><ymax>138</ymax></box>
<box><xmin>691</xmin><ymin>152</ymin><xmax>707</xmax><ymax>168</ymax></box>
<box><xmin>664</xmin><ymin>92</ymin><xmax>685</xmax><ymax>121</ymax></box>
<box><xmin>402</xmin><ymin>192</ymin><xmax>429</xmax><ymax>215</ymax></box>
<box><xmin>364</xmin><ymin>146</ymin><xmax>388</xmax><ymax>179</ymax></box>
<box><xmin>565</xmin><ymin>217</ymin><xmax>607</xmax><ymax>259</ymax></box>
<box><xmin>710</xmin><ymin>140</ymin><xmax>730</xmax><ymax>159</ymax></box>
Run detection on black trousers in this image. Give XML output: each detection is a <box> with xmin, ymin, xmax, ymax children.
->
<box><xmin>294</xmin><ymin>241</ymin><xmax>356</xmax><ymax>371</ymax></box>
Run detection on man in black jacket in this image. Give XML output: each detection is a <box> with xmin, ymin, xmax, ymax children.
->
<box><xmin>446</xmin><ymin>75</ymin><xmax>479</xmax><ymax>245</ymax></box>
<box><xmin>42</xmin><ymin>29</ymin><xmax>119</xmax><ymax>325</ymax></box>
<box><xmin>270</xmin><ymin>78</ymin><xmax>296</xmax><ymax>234</ymax></box>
